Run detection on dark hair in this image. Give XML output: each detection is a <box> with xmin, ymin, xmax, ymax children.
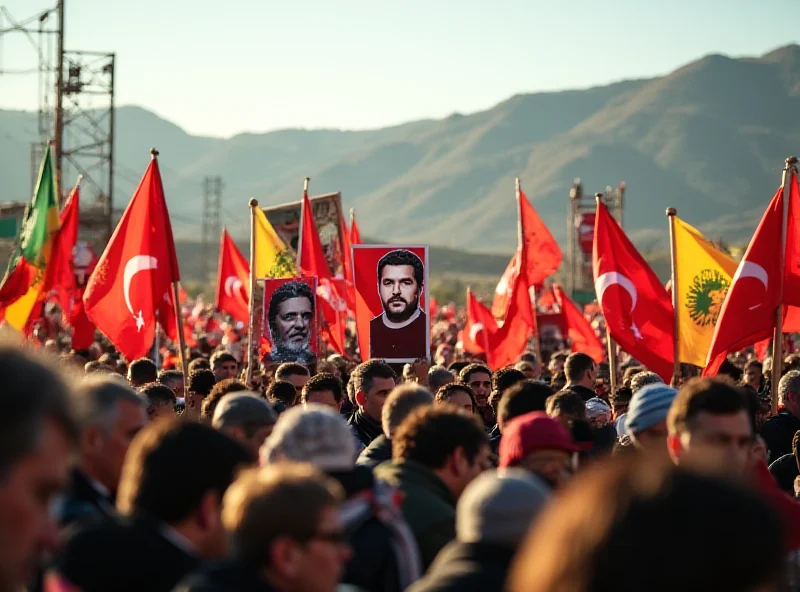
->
<box><xmin>668</xmin><ymin>378</ymin><xmax>751</xmax><ymax>436</ymax></box>
<box><xmin>210</xmin><ymin>351</ymin><xmax>238</xmax><ymax>370</ymax></box>
<box><xmin>459</xmin><ymin>363</ymin><xmax>492</xmax><ymax>385</ymax></box>
<box><xmin>267</xmin><ymin>381</ymin><xmax>298</xmax><ymax>410</ymax></box>
<box><xmin>84</xmin><ymin>360</ymin><xmax>111</xmax><ymax>375</ymax></box>
<box><xmin>275</xmin><ymin>362</ymin><xmax>310</xmax><ymax>382</ymax></box>
<box><xmin>358</xmin><ymin>360</ymin><xmax>396</xmax><ymax>396</ymax></box>
<box><xmin>393</xmin><ymin>406</ymin><xmax>488</xmax><ymax>469</ymax></box>
<box><xmin>435</xmin><ymin>382</ymin><xmax>478</xmax><ymax>412</ymax></box>
<box><xmin>267</xmin><ymin>280</ymin><xmax>314</xmax><ymax>341</ymax></box>
<box><xmin>565</xmin><ymin>353</ymin><xmax>595</xmax><ymax>383</ymax></box>
<box><xmin>202</xmin><ymin>379</ymin><xmax>249</xmax><ymax>420</ymax></box>
<box><xmin>546</xmin><ymin>391</ymin><xmax>587</xmax><ymax>420</ymax></box>
<box><xmin>622</xmin><ymin>366</ymin><xmax>645</xmax><ymax>388</ymax></box>
<box><xmin>448</xmin><ymin>361</ymin><xmax>470</xmax><ymax>374</ymax></box>
<box><xmin>0</xmin><ymin>344</ymin><xmax>79</xmax><ymax>478</ymax></box>
<box><xmin>492</xmin><ymin>367</ymin><xmax>526</xmax><ymax>395</ymax></box>
<box><xmin>499</xmin><ymin>381</ymin><xmax>554</xmax><ymax>428</ymax></box>
<box><xmin>188</xmin><ymin>369</ymin><xmax>217</xmax><ymax>398</ymax></box>
<box><xmin>630</xmin><ymin>371</ymin><xmax>663</xmax><ymax>394</ymax></box>
<box><xmin>128</xmin><ymin>358</ymin><xmax>158</xmax><ymax>386</ymax></box>
<box><xmin>794</xmin><ymin>430</ymin><xmax>800</xmax><ymax>465</ymax></box>
<box><xmin>301</xmin><ymin>373</ymin><xmax>343</xmax><ymax>404</ymax></box>
<box><xmin>138</xmin><ymin>383</ymin><xmax>177</xmax><ymax>407</ymax></box>
<box><xmin>509</xmin><ymin>458</ymin><xmax>785</xmax><ymax>592</ymax></box>
<box><xmin>188</xmin><ymin>357</ymin><xmax>211</xmax><ymax>374</ymax></box>
<box><xmin>377</xmin><ymin>249</ymin><xmax>424</xmax><ymax>287</ymax></box>
<box><xmin>117</xmin><ymin>421</ymin><xmax>251</xmax><ymax>524</ymax></box>
<box><xmin>158</xmin><ymin>369</ymin><xmax>183</xmax><ymax>389</ymax></box>
<box><xmin>427</xmin><ymin>366</ymin><xmax>454</xmax><ymax>393</ymax></box>
<box><xmin>519</xmin><ymin>352</ymin><xmax>537</xmax><ymax>365</ymax></box>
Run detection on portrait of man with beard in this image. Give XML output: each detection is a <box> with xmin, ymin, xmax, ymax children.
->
<box><xmin>265</xmin><ymin>280</ymin><xmax>316</xmax><ymax>364</ymax></box>
<box><xmin>369</xmin><ymin>249</ymin><xmax>428</xmax><ymax>361</ymax></box>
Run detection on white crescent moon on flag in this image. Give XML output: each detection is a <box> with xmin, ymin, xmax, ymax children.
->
<box><xmin>224</xmin><ymin>276</ymin><xmax>244</xmax><ymax>298</ymax></box>
<box><xmin>732</xmin><ymin>261</ymin><xmax>768</xmax><ymax>310</ymax></box>
<box><xmin>469</xmin><ymin>322</ymin><xmax>484</xmax><ymax>341</ymax></box>
<box><xmin>124</xmin><ymin>255</ymin><xmax>158</xmax><ymax>316</ymax></box>
<box><xmin>595</xmin><ymin>272</ymin><xmax>638</xmax><ymax>312</ymax></box>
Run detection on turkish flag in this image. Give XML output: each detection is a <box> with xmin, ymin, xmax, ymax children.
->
<box><xmin>483</xmin><ymin>260</ymin><xmax>534</xmax><ymax>369</ymax></box>
<box><xmin>215</xmin><ymin>230</ymin><xmax>250</xmax><ymax>324</ymax></box>
<box><xmin>299</xmin><ymin>191</ymin><xmax>345</xmax><ymax>354</ymax></box>
<box><xmin>593</xmin><ymin>201</ymin><xmax>674</xmax><ymax>381</ymax></box>
<box><xmin>463</xmin><ymin>289</ymin><xmax>498</xmax><ymax>355</ymax></box>
<box><xmin>552</xmin><ymin>283</ymin><xmax>604</xmax><ymax>362</ymax></box>
<box><xmin>705</xmin><ymin>187</ymin><xmax>786</xmax><ymax>375</ymax></box>
<box><xmin>83</xmin><ymin>155</ymin><xmax>180</xmax><ymax>361</ymax></box>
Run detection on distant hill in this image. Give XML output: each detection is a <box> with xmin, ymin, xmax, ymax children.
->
<box><xmin>3</xmin><ymin>44</ymin><xmax>800</xmax><ymax>258</ymax></box>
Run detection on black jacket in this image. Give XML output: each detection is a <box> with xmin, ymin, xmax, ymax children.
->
<box><xmin>57</xmin><ymin>469</ymin><xmax>115</xmax><ymax>529</ymax></box>
<box><xmin>53</xmin><ymin>515</ymin><xmax>199</xmax><ymax>592</ymax></box>
<box><xmin>769</xmin><ymin>453</ymin><xmax>800</xmax><ymax>495</ymax></box>
<box><xmin>761</xmin><ymin>409</ymin><xmax>800</xmax><ymax>462</ymax></box>
<box><xmin>357</xmin><ymin>434</ymin><xmax>393</xmax><ymax>469</ymax></box>
<box><xmin>407</xmin><ymin>541</ymin><xmax>515</xmax><ymax>592</ymax></box>
<box><xmin>563</xmin><ymin>384</ymin><xmax>597</xmax><ymax>402</ymax></box>
<box><xmin>349</xmin><ymin>410</ymin><xmax>383</xmax><ymax>447</ymax></box>
<box><xmin>173</xmin><ymin>560</ymin><xmax>277</xmax><ymax>592</ymax></box>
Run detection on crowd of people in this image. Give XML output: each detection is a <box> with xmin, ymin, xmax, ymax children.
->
<box><xmin>4</xmin><ymin>303</ymin><xmax>800</xmax><ymax>592</ymax></box>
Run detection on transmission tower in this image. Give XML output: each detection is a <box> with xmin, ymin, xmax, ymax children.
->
<box><xmin>201</xmin><ymin>177</ymin><xmax>223</xmax><ymax>282</ymax></box>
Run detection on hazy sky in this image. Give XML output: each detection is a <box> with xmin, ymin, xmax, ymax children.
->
<box><xmin>1</xmin><ymin>0</ymin><xmax>797</xmax><ymax>138</ymax></box>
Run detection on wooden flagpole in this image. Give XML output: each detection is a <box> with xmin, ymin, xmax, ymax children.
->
<box><xmin>596</xmin><ymin>193</ymin><xmax>618</xmax><ymax>395</ymax></box>
<box><xmin>246</xmin><ymin>198</ymin><xmax>259</xmax><ymax>388</ymax></box>
<box><xmin>771</xmin><ymin>156</ymin><xmax>798</xmax><ymax>413</ymax></box>
<box><xmin>516</xmin><ymin>177</ymin><xmax>542</xmax><ymax>368</ymax></box>
<box><xmin>666</xmin><ymin>207</ymin><xmax>680</xmax><ymax>386</ymax></box>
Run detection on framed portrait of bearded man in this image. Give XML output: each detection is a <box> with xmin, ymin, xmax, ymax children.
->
<box><xmin>262</xmin><ymin>277</ymin><xmax>319</xmax><ymax>364</ymax></box>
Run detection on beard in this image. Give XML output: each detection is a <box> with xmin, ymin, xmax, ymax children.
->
<box><xmin>383</xmin><ymin>295</ymin><xmax>418</xmax><ymax>323</ymax></box>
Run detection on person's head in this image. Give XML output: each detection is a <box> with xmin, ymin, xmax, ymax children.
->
<box><xmin>211</xmin><ymin>351</ymin><xmax>239</xmax><ymax>382</ymax></box>
<box><xmin>158</xmin><ymin>369</ymin><xmax>184</xmax><ymax>397</ymax></box>
<box><xmin>382</xmin><ymin>384</ymin><xmax>434</xmax><ymax>438</ymax></box>
<box><xmin>261</xmin><ymin>405</ymin><xmax>357</xmax><ymax>472</ymax></box>
<box><xmin>564</xmin><ymin>353</ymin><xmax>597</xmax><ymax>388</ymax></box>
<box><xmin>427</xmin><ymin>366</ymin><xmax>455</xmax><ymax>393</ymax></box>
<box><xmin>435</xmin><ymin>383</ymin><xmax>478</xmax><ymax>415</ymax></box>
<box><xmin>546</xmin><ymin>391</ymin><xmax>587</xmax><ymax>429</ymax></box>
<box><xmin>71</xmin><ymin>376</ymin><xmax>147</xmax><ymax>492</ymax></box>
<box><xmin>630</xmin><ymin>370</ymin><xmax>663</xmax><ymax>395</ymax></box>
<box><xmin>667</xmin><ymin>378</ymin><xmax>754</xmax><ymax>478</ymax></box>
<box><xmin>188</xmin><ymin>357</ymin><xmax>211</xmax><ymax>375</ymax></box>
<box><xmin>84</xmin><ymin>360</ymin><xmax>112</xmax><ymax>375</ymax></box>
<box><xmin>459</xmin><ymin>364</ymin><xmax>493</xmax><ymax>408</ymax></box>
<box><xmin>201</xmin><ymin>379</ymin><xmax>249</xmax><ymax>421</ymax></box>
<box><xmin>116</xmin><ymin>420</ymin><xmax>251</xmax><ymax>559</ymax></box>
<box><xmin>213</xmin><ymin>393</ymin><xmax>278</xmax><ymax>457</ymax></box>
<box><xmin>548</xmin><ymin>352</ymin><xmax>568</xmax><ymax>376</ymax></box>
<box><xmin>585</xmin><ymin>397</ymin><xmax>612</xmax><ymax>431</ymax></box>
<box><xmin>626</xmin><ymin>383</ymin><xmax>678</xmax><ymax>452</ymax></box>
<box><xmin>268</xmin><ymin>281</ymin><xmax>315</xmax><ymax>358</ymax></box>
<box><xmin>393</xmin><ymin>406</ymin><xmax>490</xmax><ymax>499</ymax></box>
<box><xmin>609</xmin><ymin>386</ymin><xmax>632</xmax><ymax>419</ymax></box>
<box><xmin>377</xmin><ymin>249</ymin><xmax>424</xmax><ymax>323</ymax></box>
<box><xmin>508</xmin><ymin>457</ymin><xmax>785</xmax><ymax>592</ymax></box>
<box><xmin>457</xmin><ymin>469</ymin><xmax>549</xmax><ymax>548</ymax></box>
<box><xmin>138</xmin><ymin>382</ymin><xmax>177</xmax><ymax>421</ymax></box>
<box><xmin>621</xmin><ymin>365</ymin><xmax>645</xmax><ymax>389</ymax></box>
<box><xmin>301</xmin><ymin>373</ymin><xmax>344</xmax><ymax>411</ymax></box>
<box><xmin>515</xmin><ymin>360</ymin><xmax>537</xmax><ymax>380</ymax></box>
<box><xmin>491</xmin><ymin>366</ymin><xmax>526</xmax><ymax>404</ymax></box>
<box><xmin>778</xmin><ymin>369</ymin><xmax>800</xmax><ymax>417</ymax></box>
<box><xmin>499</xmin><ymin>412</ymin><xmax>580</xmax><ymax>490</ymax></box>
<box><xmin>187</xmin><ymin>368</ymin><xmax>217</xmax><ymax>411</ymax></box>
<box><xmin>448</xmin><ymin>361</ymin><xmax>470</xmax><ymax>375</ymax></box>
<box><xmin>275</xmin><ymin>363</ymin><xmax>311</xmax><ymax>396</ymax></box>
<box><xmin>0</xmin><ymin>345</ymin><xmax>78</xmax><ymax>591</ymax></box>
<box><xmin>355</xmin><ymin>360</ymin><xmax>396</xmax><ymax>422</ymax></box>
<box><xmin>497</xmin><ymin>381</ymin><xmax>554</xmax><ymax>432</ymax></box>
<box><xmin>550</xmin><ymin>372</ymin><xmax>567</xmax><ymax>391</ymax></box>
<box><xmin>743</xmin><ymin>360</ymin><xmax>763</xmax><ymax>390</ymax></box>
<box><xmin>268</xmin><ymin>381</ymin><xmax>299</xmax><ymax>412</ymax></box>
<box><xmin>127</xmin><ymin>357</ymin><xmax>157</xmax><ymax>388</ymax></box>
<box><xmin>435</xmin><ymin>343</ymin><xmax>454</xmax><ymax>368</ymax></box>
<box><xmin>222</xmin><ymin>464</ymin><xmax>349</xmax><ymax>592</ymax></box>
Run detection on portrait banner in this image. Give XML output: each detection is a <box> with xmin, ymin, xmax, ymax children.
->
<box><xmin>261</xmin><ymin>276</ymin><xmax>319</xmax><ymax>365</ymax></box>
<box><xmin>352</xmin><ymin>245</ymin><xmax>429</xmax><ymax>363</ymax></box>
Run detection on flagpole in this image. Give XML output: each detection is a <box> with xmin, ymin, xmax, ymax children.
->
<box><xmin>297</xmin><ymin>177</ymin><xmax>309</xmax><ymax>273</ymax></box>
<box><xmin>516</xmin><ymin>177</ymin><xmax>542</xmax><ymax>368</ymax></box>
<box><xmin>246</xmin><ymin>198</ymin><xmax>259</xmax><ymax>389</ymax></box>
<box><xmin>666</xmin><ymin>207</ymin><xmax>680</xmax><ymax>386</ymax></box>
<box><xmin>170</xmin><ymin>281</ymin><xmax>188</xmax><ymax>397</ymax></box>
<box><xmin>595</xmin><ymin>193</ymin><xmax>618</xmax><ymax>395</ymax></box>
<box><xmin>771</xmin><ymin>156</ymin><xmax>798</xmax><ymax>413</ymax></box>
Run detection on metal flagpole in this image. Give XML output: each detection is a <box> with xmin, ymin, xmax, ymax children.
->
<box><xmin>666</xmin><ymin>207</ymin><xmax>680</xmax><ymax>386</ymax></box>
<box><xmin>771</xmin><ymin>156</ymin><xmax>798</xmax><ymax>414</ymax></box>
<box><xmin>246</xmin><ymin>198</ymin><xmax>259</xmax><ymax>389</ymax></box>
<box><xmin>516</xmin><ymin>177</ymin><xmax>543</xmax><ymax>367</ymax></box>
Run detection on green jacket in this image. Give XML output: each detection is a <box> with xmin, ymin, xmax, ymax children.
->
<box><xmin>374</xmin><ymin>460</ymin><xmax>456</xmax><ymax>569</ymax></box>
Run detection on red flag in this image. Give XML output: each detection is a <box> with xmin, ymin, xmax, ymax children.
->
<box><xmin>463</xmin><ymin>289</ymin><xmax>498</xmax><ymax>355</ymax></box>
<box><xmin>299</xmin><ymin>189</ymin><xmax>345</xmax><ymax>354</ymax></box>
<box><xmin>483</xmin><ymin>263</ymin><xmax>533</xmax><ymax>369</ymax></box>
<box><xmin>705</xmin><ymin>187</ymin><xmax>786</xmax><ymax>375</ymax></box>
<box><xmin>83</xmin><ymin>155</ymin><xmax>181</xmax><ymax>361</ymax></box>
<box><xmin>553</xmin><ymin>283</ymin><xmax>604</xmax><ymax>362</ymax></box>
<box><xmin>350</xmin><ymin>211</ymin><xmax>362</xmax><ymax>245</ymax></box>
<box><xmin>45</xmin><ymin>183</ymin><xmax>80</xmax><ymax>318</ymax></box>
<box><xmin>338</xmin><ymin>211</ymin><xmax>356</xmax><ymax>314</ymax></box>
<box><xmin>215</xmin><ymin>230</ymin><xmax>250</xmax><ymax>324</ymax></box>
<box><xmin>593</xmin><ymin>201</ymin><xmax>674</xmax><ymax>381</ymax></box>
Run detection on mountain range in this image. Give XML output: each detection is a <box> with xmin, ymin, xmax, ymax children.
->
<box><xmin>2</xmin><ymin>44</ymin><xmax>800</xmax><ymax>256</ymax></box>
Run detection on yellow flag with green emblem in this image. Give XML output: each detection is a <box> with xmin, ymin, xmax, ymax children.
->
<box><xmin>674</xmin><ymin>217</ymin><xmax>738</xmax><ymax>367</ymax></box>
<box><xmin>254</xmin><ymin>208</ymin><xmax>295</xmax><ymax>278</ymax></box>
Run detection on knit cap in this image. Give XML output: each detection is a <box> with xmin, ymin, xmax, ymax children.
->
<box><xmin>625</xmin><ymin>383</ymin><xmax>677</xmax><ymax>434</ymax></box>
<box><xmin>585</xmin><ymin>397</ymin><xmax>611</xmax><ymax>419</ymax></box>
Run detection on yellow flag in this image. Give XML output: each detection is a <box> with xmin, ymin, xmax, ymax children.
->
<box><xmin>674</xmin><ymin>217</ymin><xmax>738</xmax><ymax>367</ymax></box>
<box><xmin>253</xmin><ymin>208</ymin><xmax>295</xmax><ymax>278</ymax></box>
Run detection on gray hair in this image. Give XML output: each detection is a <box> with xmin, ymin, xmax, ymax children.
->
<box><xmin>381</xmin><ymin>384</ymin><xmax>434</xmax><ymax>438</ymax></box>
<box><xmin>0</xmin><ymin>342</ymin><xmax>79</xmax><ymax>478</ymax></box>
<box><xmin>72</xmin><ymin>375</ymin><xmax>147</xmax><ymax>435</ymax></box>
<box><xmin>213</xmin><ymin>392</ymin><xmax>278</xmax><ymax>436</ymax></box>
<box><xmin>428</xmin><ymin>366</ymin><xmax>454</xmax><ymax>394</ymax></box>
<box><xmin>778</xmin><ymin>370</ymin><xmax>800</xmax><ymax>406</ymax></box>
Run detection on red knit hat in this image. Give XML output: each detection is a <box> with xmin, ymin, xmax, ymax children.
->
<box><xmin>499</xmin><ymin>411</ymin><xmax>581</xmax><ymax>468</ymax></box>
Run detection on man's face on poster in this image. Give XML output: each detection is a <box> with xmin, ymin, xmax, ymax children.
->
<box><xmin>274</xmin><ymin>296</ymin><xmax>313</xmax><ymax>351</ymax></box>
<box><xmin>379</xmin><ymin>264</ymin><xmax>420</xmax><ymax>323</ymax></box>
